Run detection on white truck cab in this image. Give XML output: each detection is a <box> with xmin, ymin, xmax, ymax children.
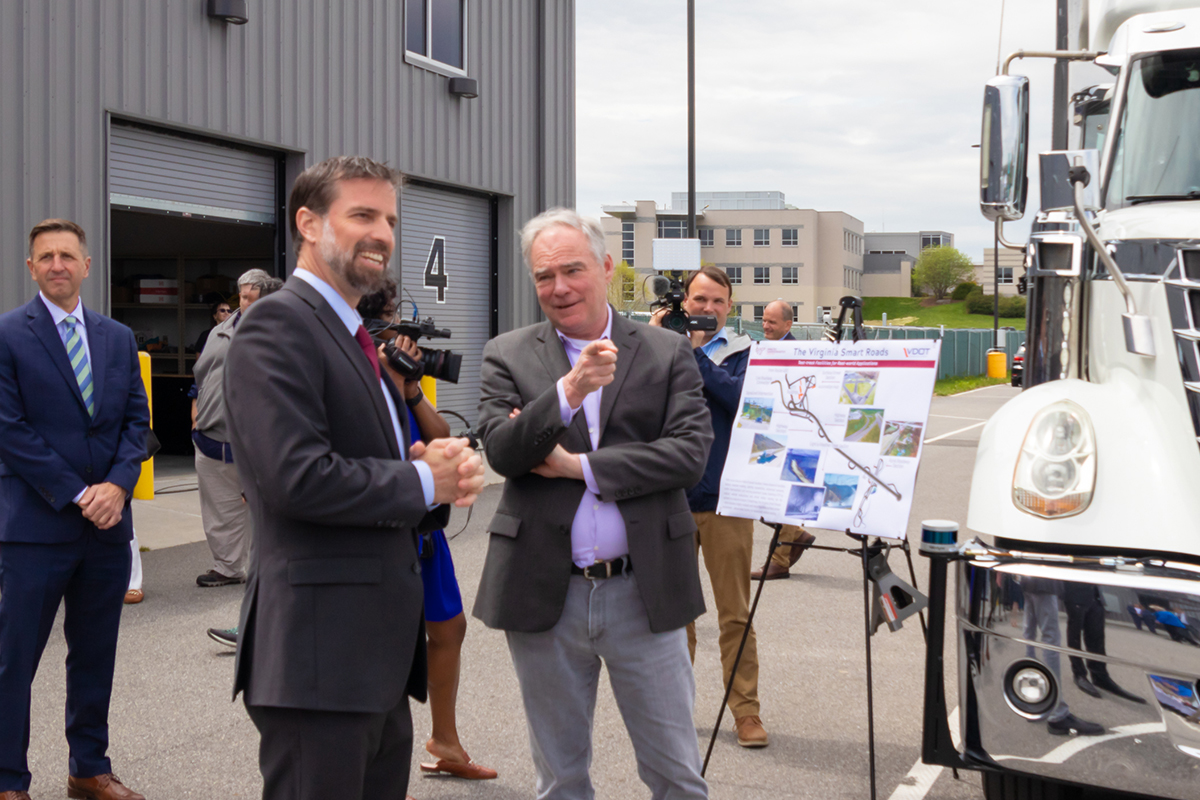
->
<box><xmin>920</xmin><ymin>3</ymin><xmax>1200</xmax><ymax>799</ymax></box>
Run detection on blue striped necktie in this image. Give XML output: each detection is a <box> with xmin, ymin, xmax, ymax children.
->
<box><xmin>64</xmin><ymin>316</ymin><xmax>95</xmax><ymax>417</ymax></box>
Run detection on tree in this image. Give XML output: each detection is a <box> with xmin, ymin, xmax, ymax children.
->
<box><xmin>607</xmin><ymin>261</ymin><xmax>644</xmax><ymax>312</ymax></box>
<box><xmin>911</xmin><ymin>246</ymin><xmax>976</xmax><ymax>300</ymax></box>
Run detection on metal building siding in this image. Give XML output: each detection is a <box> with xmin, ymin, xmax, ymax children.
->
<box><xmin>400</xmin><ymin>184</ymin><xmax>493</xmax><ymax>427</ymax></box>
<box><xmin>2</xmin><ymin>0</ymin><xmax>572</xmax><ymax>329</ymax></box>
<box><xmin>109</xmin><ymin>125</ymin><xmax>277</xmax><ymax>223</ymax></box>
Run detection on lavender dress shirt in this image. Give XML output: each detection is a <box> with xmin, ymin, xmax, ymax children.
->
<box><xmin>554</xmin><ymin>308</ymin><xmax>630</xmax><ymax>567</ymax></box>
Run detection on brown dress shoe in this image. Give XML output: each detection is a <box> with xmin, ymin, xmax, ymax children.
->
<box><xmin>734</xmin><ymin>714</ymin><xmax>769</xmax><ymax>747</ymax></box>
<box><xmin>785</xmin><ymin>530</ymin><xmax>817</xmax><ymax>566</ymax></box>
<box><xmin>0</xmin><ymin>790</ymin><xmax>32</xmax><ymax>799</ymax></box>
<box><xmin>750</xmin><ymin>562</ymin><xmax>791</xmax><ymax>580</ymax></box>
<box><xmin>67</xmin><ymin>773</ymin><xmax>145</xmax><ymax>800</ymax></box>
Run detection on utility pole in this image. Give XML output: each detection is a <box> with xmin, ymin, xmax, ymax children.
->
<box><xmin>1052</xmin><ymin>0</ymin><xmax>1070</xmax><ymax>150</ymax></box>
<box><xmin>687</xmin><ymin>0</ymin><xmax>696</xmax><ymax>238</ymax></box>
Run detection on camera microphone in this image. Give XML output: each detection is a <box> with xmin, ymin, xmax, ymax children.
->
<box><xmin>650</xmin><ymin>275</ymin><xmax>671</xmax><ymax>297</ymax></box>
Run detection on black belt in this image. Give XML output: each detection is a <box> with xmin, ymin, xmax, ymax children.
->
<box><xmin>571</xmin><ymin>556</ymin><xmax>632</xmax><ymax>580</ymax></box>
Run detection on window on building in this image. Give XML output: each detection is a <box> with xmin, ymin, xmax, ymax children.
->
<box><xmin>699</xmin><ymin>228</ymin><xmax>714</xmax><ymax>247</ymax></box>
<box><xmin>726</xmin><ymin>229</ymin><xmax>742</xmax><ymax>247</ymax></box>
<box><xmin>782</xmin><ymin>228</ymin><xmax>798</xmax><ymax>247</ymax></box>
<box><xmin>621</xmin><ymin>272</ymin><xmax>636</xmax><ymax>303</ymax></box>
<box><xmin>754</xmin><ymin>266</ymin><xmax>769</xmax><ymax>285</ymax></box>
<box><xmin>781</xmin><ymin>266</ymin><xmax>797</xmax><ymax>285</ymax></box>
<box><xmin>405</xmin><ymin>0</ymin><xmax>466</xmax><ymax>74</ymax></box>
<box><xmin>791</xmin><ymin>304</ymin><xmax>799</xmax><ymax>320</ymax></box>
<box><xmin>754</xmin><ymin>228</ymin><xmax>770</xmax><ymax>247</ymax></box>
<box><xmin>998</xmin><ymin>267</ymin><xmax>1014</xmax><ymax>284</ymax></box>
<box><xmin>921</xmin><ymin>233</ymin><xmax>949</xmax><ymax>250</ymax></box>
<box><xmin>657</xmin><ymin>219</ymin><xmax>688</xmax><ymax>239</ymax></box>
<box><xmin>621</xmin><ymin>221</ymin><xmax>634</xmax><ymax>266</ymax></box>
<box><xmin>753</xmin><ymin>305</ymin><xmax>765</xmax><ymax>322</ymax></box>
<box><xmin>726</xmin><ymin>266</ymin><xmax>742</xmax><ymax>285</ymax></box>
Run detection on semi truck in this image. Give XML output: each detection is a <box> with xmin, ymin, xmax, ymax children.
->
<box><xmin>920</xmin><ymin>1</ymin><xmax>1200</xmax><ymax>798</ymax></box>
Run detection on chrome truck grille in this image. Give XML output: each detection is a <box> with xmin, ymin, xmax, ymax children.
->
<box><xmin>1164</xmin><ymin>249</ymin><xmax>1200</xmax><ymax>447</ymax></box>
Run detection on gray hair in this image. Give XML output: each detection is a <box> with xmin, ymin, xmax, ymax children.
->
<box><xmin>259</xmin><ymin>277</ymin><xmax>284</xmax><ymax>297</ymax></box>
<box><xmin>766</xmin><ymin>299</ymin><xmax>793</xmax><ymax>322</ymax></box>
<box><xmin>520</xmin><ymin>208</ymin><xmax>607</xmax><ymax>270</ymax></box>
<box><xmin>237</xmin><ymin>268</ymin><xmax>274</xmax><ymax>290</ymax></box>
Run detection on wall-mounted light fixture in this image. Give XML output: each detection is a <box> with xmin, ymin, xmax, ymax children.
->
<box><xmin>448</xmin><ymin>77</ymin><xmax>479</xmax><ymax>99</ymax></box>
<box><xmin>207</xmin><ymin>0</ymin><xmax>249</xmax><ymax>25</ymax></box>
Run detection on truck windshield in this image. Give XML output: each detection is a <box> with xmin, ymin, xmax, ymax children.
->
<box><xmin>1108</xmin><ymin>49</ymin><xmax>1200</xmax><ymax>209</ymax></box>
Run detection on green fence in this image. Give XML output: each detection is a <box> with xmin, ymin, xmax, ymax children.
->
<box><xmin>625</xmin><ymin>314</ymin><xmax>1025</xmax><ymax>380</ymax></box>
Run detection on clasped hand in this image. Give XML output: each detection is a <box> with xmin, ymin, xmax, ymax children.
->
<box><xmin>411</xmin><ymin>437</ymin><xmax>485</xmax><ymax>507</ymax></box>
<box><xmin>76</xmin><ymin>482</ymin><xmax>127</xmax><ymax>530</ymax></box>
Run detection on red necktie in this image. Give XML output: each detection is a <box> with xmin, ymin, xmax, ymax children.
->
<box><xmin>354</xmin><ymin>325</ymin><xmax>381</xmax><ymax>380</ymax></box>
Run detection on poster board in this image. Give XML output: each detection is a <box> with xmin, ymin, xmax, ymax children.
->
<box><xmin>716</xmin><ymin>339</ymin><xmax>941</xmax><ymax>539</ymax></box>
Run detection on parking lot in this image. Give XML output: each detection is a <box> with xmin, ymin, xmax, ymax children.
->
<box><xmin>23</xmin><ymin>386</ymin><xmax>1022</xmax><ymax>800</ymax></box>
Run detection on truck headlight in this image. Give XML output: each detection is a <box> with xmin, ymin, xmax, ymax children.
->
<box><xmin>1012</xmin><ymin>400</ymin><xmax>1096</xmax><ymax>518</ymax></box>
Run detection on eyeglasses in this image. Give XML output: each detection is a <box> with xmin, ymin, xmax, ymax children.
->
<box><xmin>216</xmin><ymin>308</ymin><xmax>232</xmax><ymax>316</ymax></box>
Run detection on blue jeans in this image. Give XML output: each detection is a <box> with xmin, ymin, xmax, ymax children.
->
<box><xmin>506</xmin><ymin>572</ymin><xmax>708</xmax><ymax>800</ymax></box>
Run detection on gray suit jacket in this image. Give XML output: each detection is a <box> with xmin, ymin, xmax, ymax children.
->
<box><xmin>224</xmin><ymin>276</ymin><xmax>448</xmax><ymax>713</ymax></box>
<box><xmin>474</xmin><ymin>311</ymin><xmax>713</xmax><ymax>634</ymax></box>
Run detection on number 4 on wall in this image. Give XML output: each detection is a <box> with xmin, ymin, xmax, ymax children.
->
<box><xmin>423</xmin><ymin>236</ymin><xmax>448</xmax><ymax>303</ymax></box>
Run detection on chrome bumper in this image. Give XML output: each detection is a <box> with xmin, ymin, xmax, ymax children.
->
<box><xmin>959</xmin><ymin>552</ymin><xmax>1200</xmax><ymax>799</ymax></box>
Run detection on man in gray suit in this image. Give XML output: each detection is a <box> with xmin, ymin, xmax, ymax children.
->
<box><xmin>475</xmin><ymin>208</ymin><xmax>714</xmax><ymax>799</ymax></box>
<box><xmin>224</xmin><ymin>156</ymin><xmax>485</xmax><ymax>800</ymax></box>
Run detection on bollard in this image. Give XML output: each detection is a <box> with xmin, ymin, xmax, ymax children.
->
<box><xmin>133</xmin><ymin>352</ymin><xmax>154</xmax><ymax>500</ymax></box>
<box><xmin>986</xmin><ymin>348</ymin><xmax>1007</xmax><ymax>379</ymax></box>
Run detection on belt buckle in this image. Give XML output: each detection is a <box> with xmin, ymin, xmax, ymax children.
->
<box><xmin>585</xmin><ymin>559</ymin><xmax>614</xmax><ymax>580</ymax></box>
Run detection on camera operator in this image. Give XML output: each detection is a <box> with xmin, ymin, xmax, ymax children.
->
<box><xmin>650</xmin><ymin>264</ymin><xmax>768</xmax><ymax>748</ymax></box>
<box><xmin>753</xmin><ymin>300</ymin><xmax>817</xmax><ymax>581</ymax></box>
<box><xmin>357</xmin><ymin>280</ymin><xmax>498</xmax><ymax>784</ymax></box>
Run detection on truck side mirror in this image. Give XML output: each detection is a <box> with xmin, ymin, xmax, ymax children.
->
<box><xmin>980</xmin><ymin>75</ymin><xmax>1030</xmax><ymax>222</ymax></box>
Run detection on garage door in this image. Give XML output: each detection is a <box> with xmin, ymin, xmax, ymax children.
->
<box><xmin>400</xmin><ymin>184</ymin><xmax>493</xmax><ymax>430</ymax></box>
<box><xmin>109</xmin><ymin>123</ymin><xmax>277</xmax><ymax>224</ymax></box>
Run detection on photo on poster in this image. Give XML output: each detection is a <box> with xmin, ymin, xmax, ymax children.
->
<box><xmin>881</xmin><ymin>421</ymin><xmax>923</xmax><ymax>458</ymax></box>
<box><xmin>780</xmin><ymin>448</ymin><xmax>822</xmax><ymax>484</ymax></box>
<box><xmin>822</xmin><ymin>473</ymin><xmax>860</xmax><ymax>509</ymax></box>
<box><xmin>844</xmin><ymin>407</ymin><xmax>884</xmax><ymax>444</ymax></box>
<box><xmin>785</xmin><ymin>485</ymin><xmax>825</xmax><ymax>520</ymax></box>
<box><xmin>738</xmin><ymin>397</ymin><xmax>774</xmax><ymax>430</ymax></box>
<box><xmin>749</xmin><ymin>433</ymin><xmax>787</xmax><ymax>465</ymax></box>
<box><xmin>839</xmin><ymin>371</ymin><xmax>879</xmax><ymax>405</ymax></box>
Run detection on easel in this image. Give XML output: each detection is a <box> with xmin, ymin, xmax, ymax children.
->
<box><xmin>699</xmin><ymin>523</ymin><xmax>929</xmax><ymax>800</ymax></box>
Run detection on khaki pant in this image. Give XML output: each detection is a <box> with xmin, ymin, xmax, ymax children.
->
<box><xmin>686</xmin><ymin>511</ymin><xmax>759</xmax><ymax>718</ymax></box>
<box><xmin>769</xmin><ymin>524</ymin><xmax>807</xmax><ymax>569</ymax></box>
<box><xmin>195</xmin><ymin>449</ymin><xmax>250</xmax><ymax>578</ymax></box>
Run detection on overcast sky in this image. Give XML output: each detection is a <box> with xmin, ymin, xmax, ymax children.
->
<box><xmin>575</xmin><ymin>0</ymin><xmax>1100</xmax><ymax>264</ymax></box>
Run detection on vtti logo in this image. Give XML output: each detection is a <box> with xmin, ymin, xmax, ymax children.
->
<box><xmin>904</xmin><ymin>346</ymin><xmax>932</xmax><ymax>357</ymax></box>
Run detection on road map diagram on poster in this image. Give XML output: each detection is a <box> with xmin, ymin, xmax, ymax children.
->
<box><xmin>716</xmin><ymin>339</ymin><xmax>941</xmax><ymax>539</ymax></box>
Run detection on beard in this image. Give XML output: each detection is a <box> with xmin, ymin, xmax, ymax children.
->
<box><xmin>318</xmin><ymin>219</ymin><xmax>390</xmax><ymax>295</ymax></box>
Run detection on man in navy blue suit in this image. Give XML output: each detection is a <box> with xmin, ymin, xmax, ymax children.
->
<box><xmin>0</xmin><ymin>219</ymin><xmax>150</xmax><ymax>800</ymax></box>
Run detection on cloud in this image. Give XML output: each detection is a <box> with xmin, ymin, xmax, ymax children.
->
<box><xmin>576</xmin><ymin>0</ymin><xmax>1080</xmax><ymax>262</ymax></box>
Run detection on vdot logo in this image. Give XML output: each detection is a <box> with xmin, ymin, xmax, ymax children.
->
<box><xmin>904</xmin><ymin>346</ymin><xmax>932</xmax><ymax>357</ymax></box>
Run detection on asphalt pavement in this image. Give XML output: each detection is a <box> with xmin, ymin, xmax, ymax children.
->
<box><xmin>21</xmin><ymin>385</ymin><xmax>1024</xmax><ymax>800</ymax></box>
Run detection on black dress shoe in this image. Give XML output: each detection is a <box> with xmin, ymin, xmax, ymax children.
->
<box><xmin>1047</xmin><ymin>712</ymin><xmax>1104</xmax><ymax>736</ymax></box>
<box><xmin>196</xmin><ymin>570</ymin><xmax>245</xmax><ymax>588</ymax></box>
<box><xmin>1074</xmin><ymin>675</ymin><xmax>1102</xmax><ymax>697</ymax></box>
<box><xmin>1093</xmin><ymin>676</ymin><xmax>1147</xmax><ymax>704</ymax></box>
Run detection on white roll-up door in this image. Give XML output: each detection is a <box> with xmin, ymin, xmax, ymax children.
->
<box><xmin>399</xmin><ymin>183</ymin><xmax>493</xmax><ymax>429</ymax></box>
<box><xmin>109</xmin><ymin>123</ymin><xmax>277</xmax><ymax>224</ymax></box>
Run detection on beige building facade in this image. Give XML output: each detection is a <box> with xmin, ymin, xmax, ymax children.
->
<box><xmin>600</xmin><ymin>193</ymin><xmax>863</xmax><ymax>324</ymax></box>
<box><xmin>975</xmin><ymin>248</ymin><xmax>1027</xmax><ymax>296</ymax></box>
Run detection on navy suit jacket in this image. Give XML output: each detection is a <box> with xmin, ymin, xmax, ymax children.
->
<box><xmin>0</xmin><ymin>296</ymin><xmax>150</xmax><ymax>544</ymax></box>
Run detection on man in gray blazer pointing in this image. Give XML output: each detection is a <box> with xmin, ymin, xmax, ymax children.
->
<box><xmin>475</xmin><ymin>208</ymin><xmax>714</xmax><ymax>799</ymax></box>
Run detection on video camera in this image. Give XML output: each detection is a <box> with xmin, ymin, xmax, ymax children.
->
<box><xmin>649</xmin><ymin>275</ymin><xmax>718</xmax><ymax>336</ymax></box>
<box><xmin>364</xmin><ymin>316</ymin><xmax>463</xmax><ymax>384</ymax></box>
